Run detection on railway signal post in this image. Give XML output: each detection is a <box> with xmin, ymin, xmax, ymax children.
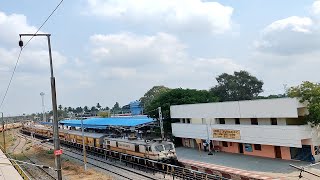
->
<box><xmin>19</xmin><ymin>34</ymin><xmax>62</xmax><ymax>180</ymax></box>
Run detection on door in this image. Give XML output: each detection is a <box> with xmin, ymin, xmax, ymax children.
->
<box><xmin>274</xmin><ymin>146</ymin><xmax>282</xmax><ymax>158</ymax></box>
<box><xmin>238</xmin><ymin>143</ymin><xmax>244</xmax><ymax>154</ymax></box>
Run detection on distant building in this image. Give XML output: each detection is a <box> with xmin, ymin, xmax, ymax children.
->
<box><xmin>170</xmin><ymin>98</ymin><xmax>320</xmax><ymax>162</ymax></box>
<box><xmin>130</xmin><ymin>100</ymin><xmax>143</xmax><ymax>115</ymax></box>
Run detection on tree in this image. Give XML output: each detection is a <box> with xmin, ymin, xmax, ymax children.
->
<box><xmin>98</xmin><ymin>111</ymin><xmax>109</xmax><ymax>118</ymax></box>
<box><xmin>210</xmin><ymin>71</ymin><xmax>263</xmax><ymax>101</ymax></box>
<box><xmin>58</xmin><ymin>105</ymin><xmax>63</xmax><ymax>111</ymax></box>
<box><xmin>91</xmin><ymin>106</ymin><xmax>98</xmax><ymax>112</ymax></box>
<box><xmin>68</xmin><ymin>107</ymin><xmax>73</xmax><ymax>112</ymax></box>
<box><xmin>140</xmin><ymin>86</ymin><xmax>170</xmax><ymax>108</ymax></box>
<box><xmin>96</xmin><ymin>103</ymin><xmax>101</xmax><ymax>110</ymax></box>
<box><xmin>84</xmin><ymin>106</ymin><xmax>89</xmax><ymax>112</ymax></box>
<box><xmin>64</xmin><ymin>107</ymin><xmax>67</xmax><ymax>112</ymax></box>
<box><xmin>111</xmin><ymin>102</ymin><xmax>121</xmax><ymax>114</ymax></box>
<box><xmin>288</xmin><ymin>81</ymin><xmax>320</xmax><ymax>125</ymax></box>
<box><xmin>105</xmin><ymin>106</ymin><xmax>110</xmax><ymax>111</ymax></box>
<box><xmin>145</xmin><ymin>88</ymin><xmax>218</xmax><ymax>134</ymax></box>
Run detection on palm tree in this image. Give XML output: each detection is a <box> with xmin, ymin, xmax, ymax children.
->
<box><xmin>96</xmin><ymin>103</ymin><xmax>101</xmax><ymax>110</ymax></box>
<box><xmin>58</xmin><ymin>105</ymin><xmax>63</xmax><ymax>111</ymax></box>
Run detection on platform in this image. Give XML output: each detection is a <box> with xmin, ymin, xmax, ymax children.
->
<box><xmin>0</xmin><ymin>149</ymin><xmax>23</xmax><ymax>180</ymax></box>
<box><xmin>176</xmin><ymin>147</ymin><xmax>311</xmax><ymax>180</ymax></box>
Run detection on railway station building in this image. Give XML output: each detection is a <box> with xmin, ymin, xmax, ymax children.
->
<box><xmin>170</xmin><ymin>98</ymin><xmax>320</xmax><ymax>162</ymax></box>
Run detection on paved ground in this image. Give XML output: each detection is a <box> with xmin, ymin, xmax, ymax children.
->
<box><xmin>0</xmin><ymin>148</ymin><xmax>24</xmax><ymax>180</ymax></box>
<box><xmin>176</xmin><ymin>147</ymin><xmax>313</xmax><ymax>173</ymax></box>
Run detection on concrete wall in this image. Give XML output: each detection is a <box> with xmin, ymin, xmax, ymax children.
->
<box><xmin>171</xmin><ymin>98</ymin><xmax>305</xmax><ymax>119</ymax></box>
<box><xmin>281</xmin><ymin>146</ymin><xmax>291</xmax><ymax>160</ymax></box>
<box><xmin>220</xmin><ymin>142</ymin><xmax>239</xmax><ymax>153</ymax></box>
<box><xmin>172</xmin><ymin>123</ymin><xmax>314</xmax><ymax>147</ymax></box>
<box><xmin>243</xmin><ymin>145</ymin><xmax>275</xmax><ymax>158</ymax></box>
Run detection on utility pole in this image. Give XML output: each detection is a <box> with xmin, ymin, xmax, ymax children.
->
<box><xmin>19</xmin><ymin>34</ymin><xmax>62</xmax><ymax>180</ymax></box>
<box><xmin>40</xmin><ymin>92</ymin><xmax>47</xmax><ymax>122</ymax></box>
<box><xmin>81</xmin><ymin>119</ymin><xmax>87</xmax><ymax>171</ymax></box>
<box><xmin>1</xmin><ymin>113</ymin><xmax>5</xmax><ymax>153</ymax></box>
<box><xmin>158</xmin><ymin>107</ymin><xmax>164</xmax><ymax>140</ymax></box>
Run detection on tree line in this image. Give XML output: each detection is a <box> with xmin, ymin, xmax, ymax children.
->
<box><xmin>139</xmin><ymin>70</ymin><xmax>320</xmax><ymax>135</ymax></box>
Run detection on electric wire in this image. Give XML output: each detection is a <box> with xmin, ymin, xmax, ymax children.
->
<box><xmin>0</xmin><ymin>0</ymin><xmax>64</xmax><ymax>111</ymax></box>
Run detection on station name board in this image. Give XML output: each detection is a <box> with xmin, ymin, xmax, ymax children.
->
<box><xmin>213</xmin><ymin>129</ymin><xmax>241</xmax><ymax>140</ymax></box>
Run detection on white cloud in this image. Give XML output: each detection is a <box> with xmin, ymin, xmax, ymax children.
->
<box><xmin>312</xmin><ymin>1</ymin><xmax>320</xmax><ymax>15</ymax></box>
<box><xmin>0</xmin><ymin>11</ymin><xmax>46</xmax><ymax>48</ymax></box>
<box><xmin>89</xmin><ymin>32</ymin><xmax>244</xmax><ymax>88</ymax></box>
<box><xmin>85</xmin><ymin>0</ymin><xmax>233</xmax><ymax>34</ymax></box>
<box><xmin>255</xmin><ymin>16</ymin><xmax>320</xmax><ymax>55</ymax></box>
<box><xmin>264</xmin><ymin>16</ymin><xmax>313</xmax><ymax>33</ymax></box>
<box><xmin>90</xmin><ymin>32</ymin><xmax>187</xmax><ymax>66</ymax></box>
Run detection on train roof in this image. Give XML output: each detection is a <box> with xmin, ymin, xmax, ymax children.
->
<box><xmin>61</xmin><ymin>129</ymin><xmax>107</xmax><ymax>139</ymax></box>
<box><xmin>25</xmin><ymin>125</ymin><xmax>108</xmax><ymax>139</ymax></box>
<box><xmin>105</xmin><ymin>137</ymin><xmax>173</xmax><ymax>145</ymax></box>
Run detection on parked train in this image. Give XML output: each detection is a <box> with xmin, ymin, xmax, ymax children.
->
<box><xmin>21</xmin><ymin>125</ymin><xmax>177</xmax><ymax>162</ymax></box>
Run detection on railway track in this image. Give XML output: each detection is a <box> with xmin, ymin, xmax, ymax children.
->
<box><xmin>16</xmin><ymin>135</ymin><xmax>56</xmax><ymax>180</ymax></box>
<box><xmin>20</xmin><ymin>130</ymin><xmax>230</xmax><ymax>180</ymax></box>
<box><xmin>18</xmin><ymin>133</ymin><xmax>161</xmax><ymax>180</ymax></box>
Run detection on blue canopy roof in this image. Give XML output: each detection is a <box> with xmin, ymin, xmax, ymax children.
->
<box><xmin>59</xmin><ymin>116</ymin><xmax>154</xmax><ymax>128</ymax></box>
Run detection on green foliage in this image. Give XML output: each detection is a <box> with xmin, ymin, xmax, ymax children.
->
<box><xmin>145</xmin><ymin>88</ymin><xmax>218</xmax><ymax>134</ymax></box>
<box><xmin>288</xmin><ymin>81</ymin><xmax>320</xmax><ymax>125</ymax></box>
<box><xmin>47</xmin><ymin>149</ymin><xmax>54</xmax><ymax>154</ymax></box>
<box><xmin>210</xmin><ymin>70</ymin><xmax>264</xmax><ymax>101</ymax></box>
<box><xmin>140</xmin><ymin>86</ymin><xmax>170</xmax><ymax>108</ymax></box>
<box><xmin>98</xmin><ymin>111</ymin><xmax>109</xmax><ymax>118</ymax></box>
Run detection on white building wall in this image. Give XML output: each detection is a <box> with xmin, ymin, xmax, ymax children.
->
<box><xmin>172</xmin><ymin>123</ymin><xmax>314</xmax><ymax>148</ymax></box>
<box><xmin>170</xmin><ymin>98</ymin><xmax>305</xmax><ymax>119</ymax></box>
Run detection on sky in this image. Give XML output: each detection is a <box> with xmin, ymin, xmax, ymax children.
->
<box><xmin>0</xmin><ymin>0</ymin><xmax>320</xmax><ymax>115</ymax></box>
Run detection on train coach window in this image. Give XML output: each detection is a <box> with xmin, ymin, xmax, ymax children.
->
<box><xmin>155</xmin><ymin>145</ymin><xmax>164</xmax><ymax>152</ymax></box>
<box><xmin>147</xmin><ymin>146</ymin><xmax>151</xmax><ymax>151</ymax></box>
<box><xmin>164</xmin><ymin>144</ymin><xmax>173</xmax><ymax>150</ymax></box>
<box><xmin>135</xmin><ymin>145</ymin><xmax>139</xmax><ymax>152</ymax></box>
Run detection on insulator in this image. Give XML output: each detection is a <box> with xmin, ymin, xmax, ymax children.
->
<box><xmin>19</xmin><ymin>40</ymin><xmax>24</xmax><ymax>48</ymax></box>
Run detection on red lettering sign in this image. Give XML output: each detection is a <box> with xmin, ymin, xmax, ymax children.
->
<box><xmin>54</xmin><ymin>149</ymin><xmax>63</xmax><ymax>156</ymax></box>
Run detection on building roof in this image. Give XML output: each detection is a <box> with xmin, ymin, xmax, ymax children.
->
<box><xmin>59</xmin><ymin>116</ymin><xmax>154</xmax><ymax>128</ymax></box>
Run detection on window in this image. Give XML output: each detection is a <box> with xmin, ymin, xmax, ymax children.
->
<box><xmin>155</xmin><ymin>145</ymin><xmax>164</xmax><ymax>152</ymax></box>
<box><xmin>254</xmin><ymin>144</ymin><xmax>261</xmax><ymax>151</ymax></box>
<box><xmin>219</xmin><ymin>118</ymin><xmax>225</xmax><ymax>124</ymax></box>
<box><xmin>135</xmin><ymin>145</ymin><xmax>140</xmax><ymax>152</ymax></box>
<box><xmin>244</xmin><ymin>144</ymin><xmax>253</xmax><ymax>152</ymax></box>
<box><xmin>251</xmin><ymin>118</ymin><xmax>258</xmax><ymax>125</ymax></box>
<box><xmin>182</xmin><ymin>119</ymin><xmax>185</xmax><ymax>123</ymax></box>
<box><xmin>222</xmin><ymin>141</ymin><xmax>228</xmax><ymax>147</ymax></box>
<box><xmin>229</xmin><ymin>142</ymin><xmax>233</xmax><ymax>146</ymax></box>
<box><xmin>235</xmin><ymin>118</ymin><xmax>240</xmax><ymax>124</ymax></box>
<box><xmin>187</xmin><ymin>119</ymin><xmax>191</xmax><ymax>123</ymax></box>
<box><xmin>164</xmin><ymin>144</ymin><xmax>174</xmax><ymax>150</ymax></box>
<box><xmin>271</xmin><ymin>118</ymin><xmax>277</xmax><ymax>125</ymax></box>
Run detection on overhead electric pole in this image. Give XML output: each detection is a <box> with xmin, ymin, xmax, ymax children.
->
<box><xmin>81</xmin><ymin>119</ymin><xmax>87</xmax><ymax>171</ymax></box>
<box><xmin>1</xmin><ymin>112</ymin><xmax>5</xmax><ymax>153</ymax></box>
<box><xmin>158</xmin><ymin>107</ymin><xmax>164</xmax><ymax>140</ymax></box>
<box><xmin>19</xmin><ymin>34</ymin><xmax>62</xmax><ymax>180</ymax></box>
